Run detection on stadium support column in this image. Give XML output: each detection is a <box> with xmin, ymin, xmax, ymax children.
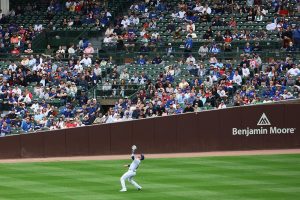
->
<box><xmin>0</xmin><ymin>0</ymin><xmax>9</xmax><ymax>15</ymax></box>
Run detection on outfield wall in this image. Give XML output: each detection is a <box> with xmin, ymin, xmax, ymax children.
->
<box><xmin>0</xmin><ymin>103</ymin><xmax>300</xmax><ymax>159</ymax></box>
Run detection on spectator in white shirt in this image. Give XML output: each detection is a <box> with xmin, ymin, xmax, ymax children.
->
<box><xmin>31</xmin><ymin>100</ymin><xmax>40</xmax><ymax>113</ymax></box>
<box><xmin>177</xmin><ymin>9</ymin><xmax>186</xmax><ymax>19</ymax></box>
<box><xmin>8</xmin><ymin>62</ymin><xmax>17</xmax><ymax>72</ymax></box>
<box><xmin>74</xmin><ymin>61</ymin><xmax>83</xmax><ymax>73</ymax></box>
<box><xmin>233</xmin><ymin>70</ymin><xmax>242</xmax><ymax>86</ymax></box>
<box><xmin>80</xmin><ymin>54</ymin><xmax>92</xmax><ymax>66</ymax></box>
<box><xmin>105</xmin><ymin>9</ymin><xmax>112</xmax><ymax>18</ymax></box>
<box><xmin>102</xmin><ymin>80</ymin><xmax>112</xmax><ymax>90</ymax></box>
<box><xmin>103</xmin><ymin>35</ymin><xmax>112</xmax><ymax>44</ymax></box>
<box><xmin>203</xmin><ymin>4</ymin><xmax>212</xmax><ymax>14</ymax></box>
<box><xmin>132</xmin><ymin>15</ymin><xmax>139</xmax><ymax>25</ymax></box>
<box><xmin>34</xmin><ymin>24</ymin><xmax>43</xmax><ymax>32</ymax></box>
<box><xmin>186</xmin><ymin>54</ymin><xmax>196</xmax><ymax>64</ymax></box>
<box><xmin>193</xmin><ymin>3</ymin><xmax>204</xmax><ymax>12</ymax></box>
<box><xmin>288</xmin><ymin>65</ymin><xmax>300</xmax><ymax>76</ymax></box>
<box><xmin>217</xmin><ymin>87</ymin><xmax>228</xmax><ymax>98</ymax></box>
<box><xmin>65</xmin><ymin>0</ymin><xmax>72</xmax><ymax>9</ymax></box>
<box><xmin>255</xmin><ymin>12</ymin><xmax>263</xmax><ymax>21</ymax></box>
<box><xmin>120</xmin><ymin>70</ymin><xmax>130</xmax><ymax>80</ymax></box>
<box><xmin>12</xmin><ymin>86</ymin><xmax>22</xmax><ymax>96</ymax></box>
<box><xmin>68</xmin><ymin>44</ymin><xmax>75</xmax><ymax>56</ymax></box>
<box><xmin>28</xmin><ymin>55</ymin><xmax>37</xmax><ymax>68</ymax></box>
<box><xmin>93</xmin><ymin>64</ymin><xmax>101</xmax><ymax>81</ymax></box>
<box><xmin>121</xmin><ymin>16</ymin><xmax>130</xmax><ymax>29</ymax></box>
<box><xmin>242</xmin><ymin>64</ymin><xmax>250</xmax><ymax>78</ymax></box>
<box><xmin>198</xmin><ymin>45</ymin><xmax>208</xmax><ymax>58</ymax></box>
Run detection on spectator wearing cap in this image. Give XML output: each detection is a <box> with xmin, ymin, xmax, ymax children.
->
<box><xmin>21</xmin><ymin>117</ymin><xmax>32</xmax><ymax>133</ymax></box>
<box><xmin>166</xmin><ymin>43</ymin><xmax>174</xmax><ymax>57</ymax></box>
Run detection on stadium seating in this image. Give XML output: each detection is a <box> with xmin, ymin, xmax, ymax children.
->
<box><xmin>0</xmin><ymin>0</ymin><xmax>299</xmax><ymax>135</ymax></box>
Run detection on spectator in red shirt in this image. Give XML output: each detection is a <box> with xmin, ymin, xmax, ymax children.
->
<box><xmin>65</xmin><ymin>118</ymin><xmax>77</xmax><ymax>128</ymax></box>
<box><xmin>11</xmin><ymin>47</ymin><xmax>20</xmax><ymax>56</ymax></box>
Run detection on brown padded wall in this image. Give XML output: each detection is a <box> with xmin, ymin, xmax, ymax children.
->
<box><xmin>65</xmin><ymin>127</ymin><xmax>89</xmax><ymax>156</ymax></box>
<box><xmin>218</xmin><ymin>108</ymin><xmax>244</xmax><ymax>151</ymax></box>
<box><xmin>131</xmin><ymin>119</ymin><xmax>155</xmax><ymax>154</ymax></box>
<box><xmin>110</xmin><ymin>122</ymin><xmax>132</xmax><ymax>154</ymax></box>
<box><xmin>89</xmin><ymin>124</ymin><xmax>111</xmax><ymax>155</ymax></box>
<box><xmin>176</xmin><ymin>113</ymin><xmax>199</xmax><ymax>152</ymax></box>
<box><xmin>0</xmin><ymin>103</ymin><xmax>300</xmax><ymax>159</ymax></box>
<box><xmin>0</xmin><ymin>135</ymin><xmax>21</xmax><ymax>158</ymax></box>
<box><xmin>284</xmin><ymin>104</ymin><xmax>300</xmax><ymax>148</ymax></box>
<box><xmin>196</xmin><ymin>110</ymin><xmax>220</xmax><ymax>151</ymax></box>
<box><xmin>20</xmin><ymin>133</ymin><xmax>45</xmax><ymax>158</ymax></box>
<box><xmin>44</xmin><ymin>129</ymin><xmax>66</xmax><ymax>157</ymax></box>
<box><xmin>153</xmin><ymin>115</ymin><xmax>177</xmax><ymax>153</ymax></box>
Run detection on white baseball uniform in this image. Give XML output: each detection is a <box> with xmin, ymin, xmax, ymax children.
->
<box><xmin>120</xmin><ymin>154</ymin><xmax>142</xmax><ymax>191</ymax></box>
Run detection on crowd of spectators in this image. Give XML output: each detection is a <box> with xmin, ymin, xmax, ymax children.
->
<box><xmin>102</xmin><ymin>0</ymin><xmax>300</xmax><ymax>53</ymax></box>
<box><xmin>0</xmin><ymin>48</ymin><xmax>111</xmax><ymax>136</ymax></box>
<box><xmin>47</xmin><ymin>0</ymin><xmax>113</xmax><ymax>29</ymax></box>
<box><xmin>1</xmin><ymin>46</ymin><xmax>299</xmax><ymax>135</ymax></box>
<box><xmin>0</xmin><ymin>0</ymin><xmax>300</xmax><ymax>136</ymax></box>
<box><xmin>98</xmin><ymin>53</ymin><xmax>300</xmax><ymax>124</ymax></box>
<box><xmin>0</xmin><ymin>21</ymin><xmax>38</xmax><ymax>55</ymax></box>
<box><xmin>0</xmin><ymin>0</ymin><xmax>115</xmax><ymax>56</ymax></box>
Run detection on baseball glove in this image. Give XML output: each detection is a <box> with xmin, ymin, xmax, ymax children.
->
<box><xmin>131</xmin><ymin>145</ymin><xmax>137</xmax><ymax>151</ymax></box>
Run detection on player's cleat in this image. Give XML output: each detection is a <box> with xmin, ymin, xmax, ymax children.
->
<box><xmin>138</xmin><ymin>187</ymin><xmax>142</xmax><ymax>191</ymax></box>
<box><xmin>120</xmin><ymin>188</ymin><xmax>127</xmax><ymax>192</ymax></box>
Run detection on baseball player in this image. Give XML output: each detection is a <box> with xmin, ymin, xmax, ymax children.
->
<box><xmin>120</xmin><ymin>145</ymin><xmax>144</xmax><ymax>192</ymax></box>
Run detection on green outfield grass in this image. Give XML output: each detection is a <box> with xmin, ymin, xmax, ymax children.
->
<box><xmin>0</xmin><ymin>154</ymin><xmax>300</xmax><ymax>200</ymax></box>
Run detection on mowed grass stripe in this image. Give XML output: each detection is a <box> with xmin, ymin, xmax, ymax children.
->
<box><xmin>0</xmin><ymin>154</ymin><xmax>299</xmax><ymax>200</ymax></box>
